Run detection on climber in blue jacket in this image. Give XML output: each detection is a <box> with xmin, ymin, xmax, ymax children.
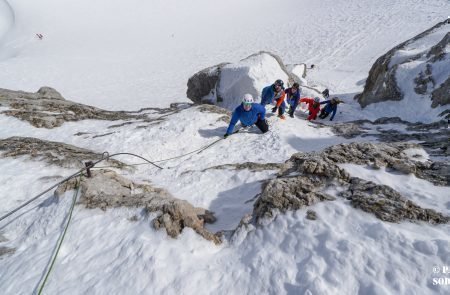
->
<box><xmin>260</xmin><ymin>79</ymin><xmax>285</xmax><ymax>107</ymax></box>
<box><xmin>224</xmin><ymin>94</ymin><xmax>268</xmax><ymax>138</ymax></box>
<box><xmin>319</xmin><ymin>97</ymin><xmax>343</xmax><ymax>121</ymax></box>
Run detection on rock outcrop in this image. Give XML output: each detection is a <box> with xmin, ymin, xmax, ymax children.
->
<box><xmin>0</xmin><ymin>87</ymin><xmax>141</xmax><ymax>128</ymax></box>
<box><xmin>253</xmin><ymin>142</ymin><xmax>449</xmax><ymax>224</ymax></box>
<box><xmin>355</xmin><ymin>20</ymin><xmax>449</xmax><ymax>119</ymax></box>
<box><xmin>186</xmin><ymin>51</ymin><xmax>298</xmax><ymax>110</ymax></box>
<box><xmin>0</xmin><ymin>137</ymin><xmax>124</xmax><ymax>168</ymax></box>
<box><xmin>317</xmin><ymin>118</ymin><xmax>449</xmax><ymax>158</ymax></box>
<box><xmin>56</xmin><ymin>170</ymin><xmax>220</xmax><ymax>244</ymax></box>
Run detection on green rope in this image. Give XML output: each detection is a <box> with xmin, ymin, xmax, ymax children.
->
<box><xmin>37</xmin><ymin>177</ymin><xmax>81</xmax><ymax>295</ymax></box>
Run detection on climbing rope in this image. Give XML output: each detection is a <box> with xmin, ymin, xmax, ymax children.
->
<box><xmin>91</xmin><ymin>131</ymin><xmax>239</xmax><ymax>169</ymax></box>
<box><xmin>0</xmin><ymin>132</ymin><xmax>240</xmax><ymax>223</ymax></box>
<box><xmin>0</xmin><ymin>169</ymin><xmax>84</xmax><ymax>223</ymax></box>
<box><xmin>0</xmin><ymin>152</ymin><xmax>160</xmax><ymax>223</ymax></box>
<box><xmin>37</xmin><ymin>176</ymin><xmax>81</xmax><ymax>295</ymax></box>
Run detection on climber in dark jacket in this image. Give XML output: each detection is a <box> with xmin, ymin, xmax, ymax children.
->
<box><xmin>286</xmin><ymin>82</ymin><xmax>301</xmax><ymax>118</ymax></box>
<box><xmin>261</xmin><ymin>79</ymin><xmax>285</xmax><ymax>107</ymax></box>
<box><xmin>319</xmin><ymin>97</ymin><xmax>343</xmax><ymax>121</ymax></box>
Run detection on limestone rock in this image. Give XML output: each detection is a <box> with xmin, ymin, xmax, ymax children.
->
<box><xmin>56</xmin><ymin>170</ymin><xmax>221</xmax><ymax>244</ymax></box>
<box><xmin>342</xmin><ymin>177</ymin><xmax>449</xmax><ymax>224</ymax></box>
<box><xmin>0</xmin><ymin>136</ymin><xmax>124</xmax><ymax>168</ymax></box>
<box><xmin>0</xmin><ymin>87</ymin><xmax>142</xmax><ymax>128</ymax></box>
<box><xmin>253</xmin><ymin>142</ymin><xmax>449</xmax><ymax>224</ymax></box>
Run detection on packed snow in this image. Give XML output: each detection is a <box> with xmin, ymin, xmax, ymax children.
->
<box><xmin>1</xmin><ymin>0</ymin><xmax>449</xmax><ymax>294</ymax></box>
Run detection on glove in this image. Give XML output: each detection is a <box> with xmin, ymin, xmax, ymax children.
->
<box><xmin>271</xmin><ymin>107</ymin><xmax>277</xmax><ymax>113</ymax></box>
<box><xmin>223</xmin><ymin>133</ymin><xmax>229</xmax><ymax>139</ymax></box>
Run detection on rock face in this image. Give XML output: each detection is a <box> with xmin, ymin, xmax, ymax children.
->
<box><xmin>187</xmin><ymin>63</ymin><xmax>230</xmax><ymax>104</ymax></box>
<box><xmin>0</xmin><ymin>87</ymin><xmax>141</xmax><ymax>128</ymax></box>
<box><xmin>355</xmin><ymin>20</ymin><xmax>450</xmax><ymax>119</ymax></box>
<box><xmin>253</xmin><ymin>142</ymin><xmax>449</xmax><ymax>224</ymax></box>
<box><xmin>56</xmin><ymin>170</ymin><xmax>220</xmax><ymax>244</ymax></box>
<box><xmin>317</xmin><ymin>117</ymin><xmax>449</xmax><ymax>158</ymax></box>
<box><xmin>186</xmin><ymin>51</ymin><xmax>296</xmax><ymax>110</ymax></box>
<box><xmin>0</xmin><ymin>137</ymin><xmax>124</xmax><ymax>168</ymax></box>
<box><xmin>342</xmin><ymin>178</ymin><xmax>448</xmax><ymax>224</ymax></box>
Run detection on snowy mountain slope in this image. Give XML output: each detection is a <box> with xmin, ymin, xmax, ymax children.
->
<box><xmin>354</xmin><ymin>20</ymin><xmax>450</xmax><ymax>123</ymax></box>
<box><xmin>0</xmin><ymin>0</ymin><xmax>448</xmax><ymax>110</ymax></box>
<box><xmin>1</xmin><ymin>90</ymin><xmax>449</xmax><ymax>294</ymax></box>
<box><xmin>1</xmin><ymin>0</ymin><xmax>450</xmax><ymax>294</ymax></box>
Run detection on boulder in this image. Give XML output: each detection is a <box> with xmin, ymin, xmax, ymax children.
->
<box><xmin>186</xmin><ymin>51</ymin><xmax>299</xmax><ymax>110</ymax></box>
<box><xmin>56</xmin><ymin>170</ymin><xmax>221</xmax><ymax>244</ymax></box>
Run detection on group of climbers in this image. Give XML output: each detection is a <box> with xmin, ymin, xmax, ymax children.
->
<box><xmin>224</xmin><ymin>80</ymin><xmax>343</xmax><ymax>138</ymax></box>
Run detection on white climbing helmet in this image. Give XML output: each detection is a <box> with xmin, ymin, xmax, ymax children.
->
<box><xmin>242</xmin><ymin>93</ymin><xmax>254</xmax><ymax>104</ymax></box>
<box><xmin>314</xmin><ymin>97</ymin><xmax>321</xmax><ymax>103</ymax></box>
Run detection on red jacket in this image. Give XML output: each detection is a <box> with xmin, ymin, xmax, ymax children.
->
<box><xmin>299</xmin><ymin>98</ymin><xmax>320</xmax><ymax>120</ymax></box>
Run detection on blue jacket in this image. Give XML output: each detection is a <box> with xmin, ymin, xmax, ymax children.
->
<box><xmin>320</xmin><ymin>100</ymin><xmax>338</xmax><ymax>120</ymax></box>
<box><xmin>226</xmin><ymin>103</ymin><xmax>266</xmax><ymax>134</ymax></box>
<box><xmin>261</xmin><ymin>86</ymin><xmax>275</xmax><ymax>105</ymax></box>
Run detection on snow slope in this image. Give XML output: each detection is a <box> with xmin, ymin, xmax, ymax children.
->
<box><xmin>0</xmin><ymin>0</ymin><xmax>448</xmax><ymax>110</ymax></box>
<box><xmin>1</xmin><ymin>0</ymin><xmax>450</xmax><ymax>294</ymax></box>
<box><xmin>1</xmin><ymin>103</ymin><xmax>449</xmax><ymax>294</ymax></box>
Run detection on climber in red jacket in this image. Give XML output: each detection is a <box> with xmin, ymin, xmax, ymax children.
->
<box><xmin>299</xmin><ymin>97</ymin><xmax>321</xmax><ymax>121</ymax></box>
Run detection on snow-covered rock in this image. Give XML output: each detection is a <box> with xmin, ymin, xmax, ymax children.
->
<box><xmin>187</xmin><ymin>51</ymin><xmax>298</xmax><ymax>110</ymax></box>
<box><xmin>57</xmin><ymin>170</ymin><xmax>221</xmax><ymax>244</ymax></box>
<box><xmin>0</xmin><ymin>87</ymin><xmax>141</xmax><ymax>128</ymax></box>
<box><xmin>254</xmin><ymin>142</ymin><xmax>449</xmax><ymax>224</ymax></box>
<box><xmin>355</xmin><ymin>20</ymin><xmax>450</xmax><ymax>121</ymax></box>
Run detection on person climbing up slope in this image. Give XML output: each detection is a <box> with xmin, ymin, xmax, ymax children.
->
<box><xmin>286</xmin><ymin>82</ymin><xmax>301</xmax><ymax>118</ymax></box>
<box><xmin>319</xmin><ymin>97</ymin><xmax>343</xmax><ymax>121</ymax></box>
<box><xmin>271</xmin><ymin>83</ymin><xmax>288</xmax><ymax>119</ymax></box>
<box><xmin>322</xmin><ymin>88</ymin><xmax>330</xmax><ymax>99</ymax></box>
<box><xmin>260</xmin><ymin>79</ymin><xmax>285</xmax><ymax>108</ymax></box>
<box><xmin>224</xmin><ymin>94</ymin><xmax>268</xmax><ymax>138</ymax></box>
<box><xmin>299</xmin><ymin>96</ymin><xmax>321</xmax><ymax>121</ymax></box>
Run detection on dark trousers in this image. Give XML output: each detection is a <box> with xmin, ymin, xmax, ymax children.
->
<box><xmin>288</xmin><ymin>99</ymin><xmax>298</xmax><ymax>114</ymax></box>
<box><xmin>255</xmin><ymin>118</ymin><xmax>269</xmax><ymax>133</ymax></box>
<box><xmin>319</xmin><ymin>109</ymin><xmax>329</xmax><ymax>119</ymax></box>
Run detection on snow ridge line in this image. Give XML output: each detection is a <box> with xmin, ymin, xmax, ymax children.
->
<box><xmin>0</xmin><ymin>0</ymin><xmax>15</xmax><ymax>43</ymax></box>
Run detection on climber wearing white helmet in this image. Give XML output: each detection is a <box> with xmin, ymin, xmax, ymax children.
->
<box><xmin>224</xmin><ymin>94</ymin><xmax>268</xmax><ymax>138</ymax></box>
<box><xmin>299</xmin><ymin>96</ymin><xmax>322</xmax><ymax>121</ymax></box>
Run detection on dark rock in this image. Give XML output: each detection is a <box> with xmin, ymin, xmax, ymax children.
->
<box><xmin>306</xmin><ymin>210</ymin><xmax>317</xmax><ymax>220</ymax></box>
<box><xmin>186</xmin><ymin>63</ymin><xmax>229</xmax><ymax>104</ymax></box>
<box><xmin>0</xmin><ymin>246</ymin><xmax>15</xmax><ymax>258</ymax></box>
<box><xmin>431</xmin><ymin>76</ymin><xmax>450</xmax><ymax>108</ymax></box>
